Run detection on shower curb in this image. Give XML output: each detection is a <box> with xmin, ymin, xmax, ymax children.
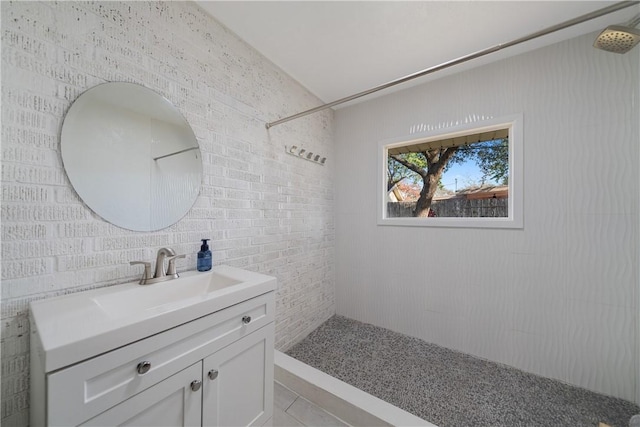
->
<box><xmin>275</xmin><ymin>351</ymin><xmax>435</xmax><ymax>427</ymax></box>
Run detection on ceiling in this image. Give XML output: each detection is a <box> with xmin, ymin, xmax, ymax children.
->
<box><xmin>197</xmin><ymin>1</ymin><xmax>639</xmax><ymax>107</ymax></box>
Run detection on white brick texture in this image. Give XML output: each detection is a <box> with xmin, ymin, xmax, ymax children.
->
<box><xmin>1</xmin><ymin>2</ymin><xmax>335</xmax><ymax>425</ymax></box>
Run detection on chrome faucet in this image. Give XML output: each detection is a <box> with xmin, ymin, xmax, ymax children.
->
<box><xmin>130</xmin><ymin>247</ymin><xmax>185</xmax><ymax>285</ymax></box>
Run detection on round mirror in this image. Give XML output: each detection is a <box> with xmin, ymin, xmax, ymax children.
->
<box><xmin>61</xmin><ymin>82</ymin><xmax>202</xmax><ymax>231</ymax></box>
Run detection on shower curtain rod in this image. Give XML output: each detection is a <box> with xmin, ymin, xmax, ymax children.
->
<box><xmin>265</xmin><ymin>0</ymin><xmax>639</xmax><ymax>129</ymax></box>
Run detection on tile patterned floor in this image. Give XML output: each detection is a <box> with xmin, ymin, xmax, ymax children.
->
<box><xmin>272</xmin><ymin>381</ymin><xmax>349</xmax><ymax>427</ymax></box>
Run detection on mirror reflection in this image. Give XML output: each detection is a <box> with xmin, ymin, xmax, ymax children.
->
<box><xmin>61</xmin><ymin>82</ymin><xmax>202</xmax><ymax>231</ymax></box>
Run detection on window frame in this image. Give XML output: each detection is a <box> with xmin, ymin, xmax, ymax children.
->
<box><xmin>377</xmin><ymin>114</ymin><xmax>523</xmax><ymax>229</ymax></box>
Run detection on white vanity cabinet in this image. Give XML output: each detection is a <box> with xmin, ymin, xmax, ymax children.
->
<box><xmin>81</xmin><ymin>325</ymin><xmax>274</xmax><ymax>427</ymax></box>
<box><xmin>30</xmin><ymin>266</ymin><xmax>277</xmax><ymax>427</ymax></box>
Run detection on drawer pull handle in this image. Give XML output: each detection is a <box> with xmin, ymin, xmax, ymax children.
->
<box><xmin>208</xmin><ymin>369</ymin><xmax>219</xmax><ymax>380</ymax></box>
<box><xmin>136</xmin><ymin>361</ymin><xmax>151</xmax><ymax>375</ymax></box>
<box><xmin>242</xmin><ymin>315</ymin><xmax>251</xmax><ymax>324</ymax></box>
<box><xmin>190</xmin><ymin>380</ymin><xmax>202</xmax><ymax>392</ymax></box>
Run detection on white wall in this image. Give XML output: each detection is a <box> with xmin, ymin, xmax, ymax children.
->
<box><xmin>1</xmin><ymin>2</ymin><xmax>335</xmax><ymax>425</ymax></box>
<box><xmin>335</xmin><ymin>32</ymin><xmax>639</xmax><ymax>403</ymax></box>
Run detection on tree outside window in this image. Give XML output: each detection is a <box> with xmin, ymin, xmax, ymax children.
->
<box><xmin>387</xmin><ymin>130</ymin><xmax>509</xmax><ymax>218</ymax></box>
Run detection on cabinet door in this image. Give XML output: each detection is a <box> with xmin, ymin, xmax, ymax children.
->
<box><xmin>81</xmin><ymin>362</ymin><xmax>202</xmax><ymax>427</ymax></box>
<box><xmin>202</xmin><ymin>324</ymin><xmax>274</xmax><ymax>427</ymax></box>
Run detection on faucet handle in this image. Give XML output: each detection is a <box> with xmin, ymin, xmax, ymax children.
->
<box><xmin>166</xmin><ymin>254</ymin><xmax>186</xmax><ymax>278</ymax></box>
<box><xmin>130</xmin><ymin>261</ymin><xmax>152</xmax><ymax>285</ymax></box>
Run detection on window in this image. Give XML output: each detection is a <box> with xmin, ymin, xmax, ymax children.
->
<box><xmin>378</xmin><ymin>115</ymin><xmax>523</xmax><ymax>228</ymax></box>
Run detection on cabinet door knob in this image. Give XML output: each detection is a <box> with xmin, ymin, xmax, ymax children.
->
<box><xmin>136</xmin><ymin>361</ymin><xmax>151</xmax><ymax>375</ymax></box>
<box><xmin>242</xmin><ymin>315</ymin><xmax>251</xmax><ymax>324</ymax></box>
<box><xmin>190</xmin><ymin>380</ymin><xmax>202</xmax><ymax>392</ymax></box>
<box><xmin>208</xmin><ymin>369</ymin><xmax>219</xmax><ymax>380</ymax></box>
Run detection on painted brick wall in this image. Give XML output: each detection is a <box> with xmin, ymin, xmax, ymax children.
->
<box><xmin>1</xmin><ymin>2</ymin><xmax>335</xmax><ymax>425</ymax></box>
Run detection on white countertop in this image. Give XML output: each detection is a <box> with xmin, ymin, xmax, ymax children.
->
<box><xmin>30</xmin><ymin>265</ymin><xmax>277</xmax><ymax>372</ymax></box>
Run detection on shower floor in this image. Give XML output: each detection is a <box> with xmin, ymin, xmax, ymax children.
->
<box><xmin>286</xmin><ymin>315</ymin><xmax>639</xmax><ymax>427</ymax></box>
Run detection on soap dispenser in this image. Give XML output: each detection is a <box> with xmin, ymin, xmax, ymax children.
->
<box><xmin>197</xmin><ymin>239</ymin><xmax>212</xmax><ymax>271</ymax></box>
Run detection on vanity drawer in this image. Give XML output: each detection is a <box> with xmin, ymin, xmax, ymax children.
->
<box><xmin>47</xmin><ymin>291</ymin><xmax>274</xmax><ymax>426</ymax></box>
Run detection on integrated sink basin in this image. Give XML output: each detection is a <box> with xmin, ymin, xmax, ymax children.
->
<box><xmin>29</xmin><ymin>265</ymin><xmax>277</xmax><ymax>372</ymax></box>
<box><xmin>92</xmin><ymin>270</ymin><xmax>242</xmax><ymax>319</ymax></box>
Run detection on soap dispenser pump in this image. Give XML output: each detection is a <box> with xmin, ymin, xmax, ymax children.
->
<box><xmin>197</xmin><ymin>239</ymin><xmax>212</xmax><ymax>272</ymax></box>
